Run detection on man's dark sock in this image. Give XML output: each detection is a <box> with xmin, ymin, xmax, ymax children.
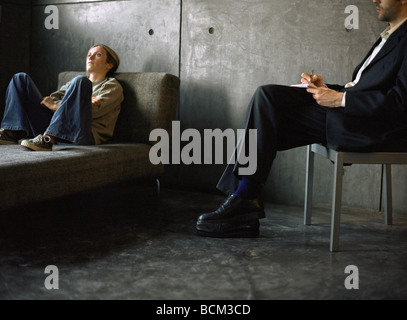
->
<box><xmin>234</xmin><ymin>176</ymin><xmax>263</xmax><ymax>200</ymax></box>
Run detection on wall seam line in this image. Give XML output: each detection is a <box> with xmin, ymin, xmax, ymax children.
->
<box><xmin>178</xmin><ymin>0</ymin><xmax>182</xmax><ymax>81</ymax></box>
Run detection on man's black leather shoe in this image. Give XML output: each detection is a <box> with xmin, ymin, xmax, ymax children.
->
<box><xmin>197</xmin><ymin>194</ymin><xmax>265</xmax><ymax>224</ymax></box>
<box><xmin>194</xmin><ymin>220</ymin><xmax>260</xmax><ymax>238</ymax></box>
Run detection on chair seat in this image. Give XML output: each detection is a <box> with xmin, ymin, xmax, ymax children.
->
<box><xmin>304</xmin><ymin>143</ymin><xmax>407</xmax><ymax>252</ymax></box>
<box><xmin>311</xmin><ymin>144</ymin><xmax>407</xmax><ymax>164</ymax></box>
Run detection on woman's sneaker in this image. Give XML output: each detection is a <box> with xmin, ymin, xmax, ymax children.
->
<box><xmin>0</xmin><ymin>129</ymin><xmax>18</xmax><ymax>145</ymax></box>
<box><xmin>21</xmin><ymin>135</ymin><xmax>53</xmax><ymax>151</ymax></box>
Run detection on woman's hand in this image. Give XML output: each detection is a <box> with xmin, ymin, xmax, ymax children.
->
<box><xmin>92</xmin><ymin>97</ymin><xmax>102</xmax><ymax>108</ymax></box>
<box><xmin>41</xmin><ymin>97</ymin><xmax>59</xmax><ymax>111</ymax></box>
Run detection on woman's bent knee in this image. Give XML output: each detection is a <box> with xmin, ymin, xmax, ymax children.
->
<box><xmin>69</xmin><ymin>76</ymin><xmax>92</xmax><ymax>90</ymax></box>
<box><xmin>71</xmin><ymin>75</ymin><xmax>91</xmax><ymax>84</ymax></box>
<box><xmin>12</xmin><ymin>72</ymin><xmax>30</xmax><ymax>83</ymax></box>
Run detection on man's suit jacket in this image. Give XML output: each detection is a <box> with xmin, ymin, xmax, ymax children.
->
<box><xmin>326</xmin><ymin>20</ymin><xmax>407</xmax><ymax>152</ymax></box>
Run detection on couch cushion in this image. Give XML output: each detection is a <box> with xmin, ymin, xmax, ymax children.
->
<box><xmin>0</xmin><ymin>144</ymin><xmax>163</xmax><ymax>212</ymax></box>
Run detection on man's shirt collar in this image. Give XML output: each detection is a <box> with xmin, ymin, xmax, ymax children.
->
<box><xmin>381</xmin><ymin>17</ymin><xmax>407</xmax><ymax>40</ymax></box>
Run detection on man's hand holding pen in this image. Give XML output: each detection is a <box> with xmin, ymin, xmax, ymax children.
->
<box><xmin>301</xmin><ymin>71</ymin><xmax>344</xmax><ymax>108</ymax></box>
<box><xmin>301</xmin><ymin>70</ymin><xmax>325</xmax><ymax>88</ymax></box>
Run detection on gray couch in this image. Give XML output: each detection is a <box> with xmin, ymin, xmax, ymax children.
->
<box><xmin>0</xmin><ymin>72</ymin><xmax>180</xmax><ymax>212</ymax></box>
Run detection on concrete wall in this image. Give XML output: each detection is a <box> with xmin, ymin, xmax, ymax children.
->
<box><xmin>30</xmin><ymin>0</ymin><xmax>180</xmax><ymax>94</ymax></box>
<box><xmin>4</xmin><ymin>0</ymin><xmax>407</xmax><ymax>214</ymax></box>
<box><xmin>0</xmin><ymin>0</ymin><xmax>31</xmax><ymax>118</ymax></box>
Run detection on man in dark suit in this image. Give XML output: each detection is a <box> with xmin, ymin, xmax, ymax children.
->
<box><xmin>194</xmin><ymin>0</ymin><xmax>407</xmax><ymax>238</ymax></box>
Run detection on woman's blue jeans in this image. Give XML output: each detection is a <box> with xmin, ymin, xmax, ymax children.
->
<box><xmin>1</xmin><ymin>73</ymin><xmax>95</xmax><ymax>145</ymax></box>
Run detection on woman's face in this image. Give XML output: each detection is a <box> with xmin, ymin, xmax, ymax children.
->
<box><xmin>86</xmin><ymin>46</ymin><xmax>113</xmax><ymax>76</ymax></box>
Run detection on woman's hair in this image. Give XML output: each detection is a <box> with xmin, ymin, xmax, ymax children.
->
<box><xmin>89</xmin><ymin>44</ymin><xmax>120</xmax><ymax>77</ymax></box>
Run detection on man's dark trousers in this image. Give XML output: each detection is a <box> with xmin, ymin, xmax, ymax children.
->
<box><xmin>216</xmin><ymin>84</ymin><xmax>328</xmax><ymax>196</ymax></box>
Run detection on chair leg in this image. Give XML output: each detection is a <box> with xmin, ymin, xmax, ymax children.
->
<box><xmin>330</xmin><ymin>153</ymin><xmax>344</xmax><ymax>252</ymax></box>
<box><xmin>383</xmin><ymin>164</ymin><xmax>393</xmax><ymax>225</ymax></box>
<box><xmin>304</xmin><ymin>145</ymin><xmax>315</xmax><ymax>225</ymax></box>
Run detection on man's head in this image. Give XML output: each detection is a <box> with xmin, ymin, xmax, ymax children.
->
<box><xmin>373</xmin><ymin>0</ymin><xmax>407</xmax><ymax>25</ymax></box>
<box><xmin>86</xmin><ymin>44</ymin><xmax>120</xmax><ymax>78</ymax></box>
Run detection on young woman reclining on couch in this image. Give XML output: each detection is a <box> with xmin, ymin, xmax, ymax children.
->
<box><xmin>0</xmin><ymin>44</ymin><xmax>124</xmax><ymax>151</ymax></box>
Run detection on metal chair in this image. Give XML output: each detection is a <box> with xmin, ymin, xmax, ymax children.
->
<box><xmin>304</xmin><ymin>143</ymin><xmax>407</xmax><ymax>252</ymax></box>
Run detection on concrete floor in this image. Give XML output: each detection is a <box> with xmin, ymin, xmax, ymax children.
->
<box><xmin>0</xmin><ymin>181</ymin><xmax>406</xmax><ymax>300</ymax></box>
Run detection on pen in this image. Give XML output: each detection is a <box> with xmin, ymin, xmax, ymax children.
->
<box><xmin>310</xmin><ymin>70</ymin><xmax>314</xmax><ymax>83</ymax></box>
